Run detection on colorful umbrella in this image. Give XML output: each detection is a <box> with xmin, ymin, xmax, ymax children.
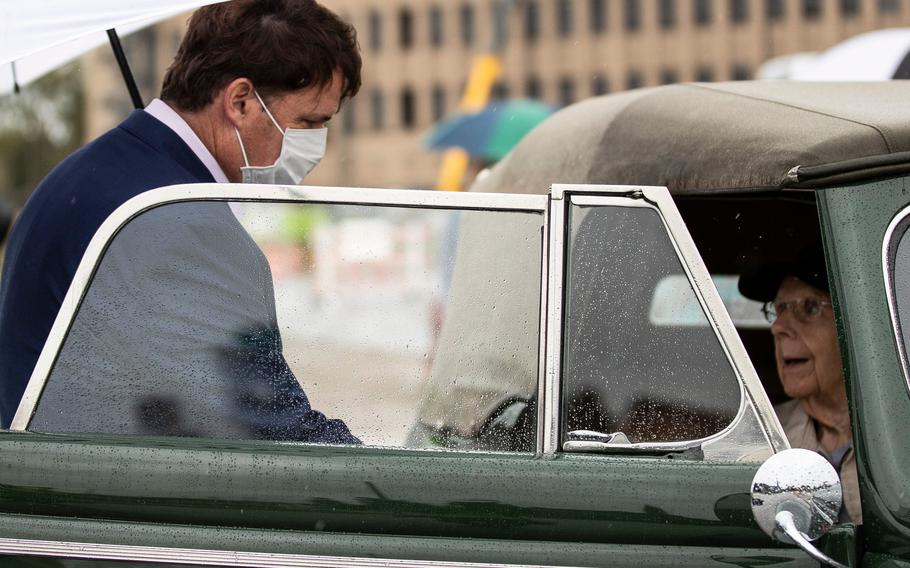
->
<box><xmin>425</xmin><ymin>99</ymin><xmax>553</xmax><ymax>162</ymax></box>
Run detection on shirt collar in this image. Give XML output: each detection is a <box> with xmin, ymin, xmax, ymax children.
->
<box><xmin>144</xmin><ymin>98</ymin><xmax>229</xmax><ymax>183</ymax></box>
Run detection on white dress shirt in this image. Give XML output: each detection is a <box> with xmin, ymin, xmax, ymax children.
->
<box><xmin>145</xmin><ymin>98</ymin><xmax>229</xmax><ymax>183</ymax></box>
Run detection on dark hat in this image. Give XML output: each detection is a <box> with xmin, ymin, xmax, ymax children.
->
<box><xmin>738</xmin><ymin>242</ymin><xmax>829</xmax><ymax>302</ymax></box>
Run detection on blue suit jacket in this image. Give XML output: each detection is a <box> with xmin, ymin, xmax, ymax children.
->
<box><xmin>0</xmin><ymin>110</ymin><xmax>358</xmax><ymax>444</ymax></box>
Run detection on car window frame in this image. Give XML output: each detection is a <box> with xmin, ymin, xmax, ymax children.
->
<box><xmin>9</xmin><ymin>182</ymin><xmax>787</xmax><ymax>460</ymax></box>
<box><xmin>10</xmin><ymin>183</ymin><xmax>551</xmax><ymax>456</ymax></box>
<box><xmin>881</xmin><ymin>202</ymin><xmax>910</xmax><ymax>400</ymax></box>
<box><xmin>545</xmin><ymin>184</ymin><xmax>789</xmax><ymax>457</ymax></box>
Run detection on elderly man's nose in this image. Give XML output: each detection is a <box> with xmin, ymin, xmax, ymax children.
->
<box><xmin>771</xmin><ymin>309</ymin><xmax>796</xmax><ymax>335</ymax></box>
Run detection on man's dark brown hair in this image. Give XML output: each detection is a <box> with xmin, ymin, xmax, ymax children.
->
<box><xmin>161</xmin><ymin>0</ymin><xmax>361</xmax><ymax>112</ymax></box>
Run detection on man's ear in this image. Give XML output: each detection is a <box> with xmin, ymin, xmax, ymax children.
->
<box><xmin>222</xmin><ymin>78</ymin><xmax>255</xmax><ymax>128</ymax></box>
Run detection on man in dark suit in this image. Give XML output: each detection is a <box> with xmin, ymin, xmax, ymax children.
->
<box><xmin>0</xmin><ymin>0</ymin><xmax>361</xmax><ymax>443</ymax></box>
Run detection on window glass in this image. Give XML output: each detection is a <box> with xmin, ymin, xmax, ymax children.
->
<box><xmin>29</xmin><ymin>200</ymin><xmax>543</xmax><ymax>452</ymax></box>
<box><xmin>590</xmin><ymin>0</ymin><xmax>608</xmax><ymax>33</ymax></box>
<box><xmin>730</xmin><ymin>0</ymin><xmax>748</xmax><ymax>22</ymax></box>
<box><xmin>400</xmin><ymin>86</ymin><xmax>417</xmax><ymax>129</ymax></box>
<box><xmin>803</xmin><ymin>0</ymin><xmax>822</xmax><ymax>18</ymax></box>
<box><xmin>889</xmin><ymin>216</ymin><xmax>910</xmax><ymax>396</ymax></box>
<box><xmin>556</xmin><ymin>0</ymin><xmax>574</xmax><ymax>37</ymax></box>
<box><xmin>558</xmin><ymin>77</ymin><xmax>576</xmax><ymax>107</ymax></box>
<box><xmin>459</xmin><ymin>3</ymin><xmax>475</xmax><ymax>47</ymax></box>
<box><xmin>429</xmin><ymin>5</ymin><xmax>444</xmax><ymax>47</ymax></box>
<box><xmin>591</xmin><ymin>75</ymin><xmax>610</xmax><ymax>96</ymax></box>
<box><xmin>524</xmin><ymin>0</ymin><xmax>540</xmax><ymax>42</ymax></box>
<box><xmin>624</xmin><ymin>0</ymin><xmax>641</xmax><ymax>31</ymax></box>
<box><xmin>563</xmin><ymin>203</ymin><xmax>742</xmax><ymax>445</ymax></box>
<box><xmin>370</xmin><ymin>90</ymin><xmax>385</xmax><ymax>131</ymax></box>
<box><xmin>368</xmin><ymin>10</ymin><xmax>382</xmax><ymax>51</ymax></box>
<box><xmin>766</xmin><ymin>0</ymin><xmax>784</xmax><ymax>19</ymax></box>
<box><xmin>694</xmin><ymin>0</ymin><xmax>712</xmax><ymax>24</ymax></box>
<box><xmin>659</xmin><ymin>0</ymin><xmax>677</xmax><ymax>28</ymax></box>
<box><xmin>431</xmin><ymin>85</ymin><xmax>447</xmax><ymax>121</ymax></box>
<box><xmin>399</xmin><ymin>7</ymin><xmax>414</xmax><ymax>49</ymax></box>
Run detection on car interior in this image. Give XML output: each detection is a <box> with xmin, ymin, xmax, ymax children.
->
<box><xmin>674</xmin><ymin>191</ymin><xmax>824</xmax><ymax>407</ymax></box>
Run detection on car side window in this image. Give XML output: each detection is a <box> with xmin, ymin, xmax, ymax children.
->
<box><xmin>560</xmin><ymin>194</ymin><xmax>774</xmax><ymax>461</ymax></box>
<box><xmin>22</xmin><ymin>197</ymin><xmax>544</xmax><ymax>451</ymax></box>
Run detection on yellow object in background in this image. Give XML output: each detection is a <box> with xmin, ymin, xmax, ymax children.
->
<box><xmin>436</xmin><ymin>55</ymin><xmax>502</xmax><ymax>191</ymax></box>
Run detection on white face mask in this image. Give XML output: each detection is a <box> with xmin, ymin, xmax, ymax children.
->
<box><xmin>234</xmin><ymin>91</ymin><xmax>328</xmax><ymax>185</ymax></box>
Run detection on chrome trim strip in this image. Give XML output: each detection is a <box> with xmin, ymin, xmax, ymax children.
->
<box><xmin>542</xmin><ymin>189</ymin><xmax>566</xmax><ymax>454</ymax></box>
<box><xmin>552</xmin><ymin>184</ymin><xmax>787</xmax><ymax>454</ymax></box>
<box><xmin>882</xmin><ymin>204</ymin><xmax>910</xmax><ymax>399</ymax></box>
<box><xmin>10</xmin><ymin>183</ymin><xmax>548</xmax><ymax>431</ymax></box>
<box><xmin>535</xmin><ymin>203</ymin><xmax>551</xmax><ymax>455</ymax></box>
<box><xmin>0</xmin><ymin>537</ymin><xmax>566</xmax><ymax>568</ymax></box>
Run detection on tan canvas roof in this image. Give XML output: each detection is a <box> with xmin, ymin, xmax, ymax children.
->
<box><xmin>472</xmin><ymin>81</ymin><xmax>910</xmax><ymax>195</ymax></box>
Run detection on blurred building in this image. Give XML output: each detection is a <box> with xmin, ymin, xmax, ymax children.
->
<box><xmin>83</xmin><ymin>0</ymin><xmax>910</xmax><ymax>190</ymax></box>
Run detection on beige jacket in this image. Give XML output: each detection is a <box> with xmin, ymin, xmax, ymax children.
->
<box><xmin>776</xmin><ymin>399</ymin><xmax>862</xmax><ymax>524</ymax></box>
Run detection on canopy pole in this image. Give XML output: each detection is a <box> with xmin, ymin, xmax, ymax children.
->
<box><xmin>10</xmin><ymin>61</ymin><xmax>20</xmax><ymax>94</ymax></box>
<box><xmin>106</xmin><ymin>29</ymin><xmax>143</xmax><ymax>110</ymax></box>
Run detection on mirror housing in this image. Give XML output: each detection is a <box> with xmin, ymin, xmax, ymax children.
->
<box><xmin>751</xmin><ymin>448</ymin><xmax>848</xmax><ymax>568</ymax></box>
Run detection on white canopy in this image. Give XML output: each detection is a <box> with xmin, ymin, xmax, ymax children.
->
<box><xmin>792</xmin><ymin>27</ymin><xmax>910</xmax><ymax>80</ymax></box>
<box><xmin>0</xmin><ymin>0</ymin><xmax>227</xmax><ymax>95</ymax></box>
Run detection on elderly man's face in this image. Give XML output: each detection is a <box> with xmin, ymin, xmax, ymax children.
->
<box><xmin>770</xmin><ymin>277</ymin><xmax>844</xmax><ymax>401</ymax></box>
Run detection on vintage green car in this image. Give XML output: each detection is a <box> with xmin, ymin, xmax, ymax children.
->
<box><xmin>1</xmin><ymin>81</ymin><xmax>909</xmax><ymax>567</ymax></box>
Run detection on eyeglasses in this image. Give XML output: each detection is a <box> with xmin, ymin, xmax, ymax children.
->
<box><xmin>761</xmin><ymin>297</ymin><xmax>832</xmax><ymax>324</ymax></box>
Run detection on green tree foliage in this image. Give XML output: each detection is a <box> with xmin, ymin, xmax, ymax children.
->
<box><xmin>0</xmin><ymin>62</ymin><xmax>85</xmax><ymax>208</ymax></box>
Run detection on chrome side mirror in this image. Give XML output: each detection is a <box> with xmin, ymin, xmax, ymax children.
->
<box><xmin>751</xmin><ymin>448</ymin><xmax>848</xmax><ymax>568</ymax></box>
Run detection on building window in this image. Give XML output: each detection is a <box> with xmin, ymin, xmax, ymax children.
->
<box><xmin>558</xmin><ymin>77</ymin><xmax>576</xmax><ymax>107</ymax></box>
<box><xmin>731</xmin><ymin>64</ymin><xmax>751</xmax><ymax>80</ymax></box>
<box><xmin>880</xmin><ymin>0</ymin><xmax>900</xmax><ymax>12</ymax></box>
<box><xmin>525</xmin><ymin>75</ymin><xmax>543</xmax><ymax>99</ymax></box>
<box><xmin>660</xmin><ymin>69</ymin><xmax>679</xmax><ymax>84</ymax></box>
<box><xmin>590</xmin><ymin>0</ymin><xmax>608</xmax><ymax>33</ymax></box>
<box><xmin>591</xmin><ymin>75</ymin><xmax>610</xmax><ymax>96</ymax></box>
<box><xmin>400</xmin><ymin>87</ymin><xmax>416</xmax><ymax>130</ymax></box>
<box><xmin>659</xmin><ymin>0</ymin><xmax>677</xmax><ymax>28</ymax></box>
<box><xmin>491</xmin><ymin>81</ymin><xmax>511</xmax><ymax>101</ymax></box>
<box><xmin>803</xmin><ymin>0</ymin><xmax>822</xmax><ymax>18</ymax></box>
<box><xmin>626</xmin><ymin>70</ymin><xmax>643</xmax><ymax>90</ymax></box>
<box><xmin>730</xmin><ymin>0</ymin><xmax>748</xmax><ymax>23</ymax></box>
<box><xmin>370</xmin><ymin>90</ymin><xmax>385</xmax><ymax>131</ymax></box>
<box><xmin>460</xmin><ymin>3</ymin><xmax>475</xmax><ymax>47</ymax></box>
<box><xmin>557</xmin><ymin>0</ymin><xmax>574</xmax><ymax>36</ymax></box>
<box><xmin>399</xmin><ymin>8</ymin><xmax>414</xmax><ymax>50</ymax></box>
<box><xmin>524</xmin><ymin>0</ymin><xmax>540</xmax><ymax>42</ymax></box>
<box><xmin>492</xmin><ymin>2</ymin><xmax>509</xmax><ymax>48</ymax></box>
<box><xmin>625</xmin><ymin>0</ymin><xmax>641</xmax><ymax>31</ymax></box>
<box><xmin>431</xmin><ymin>85</ymin><xmax>447</xmax><ymax>121</ymax></box>
<box><xmin>694</xmin><ymin>0</ymin><xmax>713</xmax><ymax>24</ymax></box>
<box><xmin>342</xmin><ymin>100</ymin><xmax>356</xmax><ymax>135</ymax></box>
<box><xmin>368</xmin><ymin>10</ymin><xmax>382</xmax><ymax>52</ymax></box>
<box><xmin>429</xmin><ymin>5</ymin><xmax>444</xmax><ymax>47</ymax></box>
<box><xmin>766</xmin><ymin>0</ymin><xmax>784</xmax><ymax>20</ymax></box>
<box><xmin>841</xmin><ymin>0</ymin><xmax>860</xmax><ymax>16</ymax></box>
<box><xmin>695</xmin><ymin>67</ymin><xmax>715</xmax><ymax>82</ymax></box>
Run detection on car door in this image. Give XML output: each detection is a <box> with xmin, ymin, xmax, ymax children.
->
<box><xmin>0</xmin><ymin>183</ymin><xmax>813</xmax><ymax>567</ymax></box>
<box><xmin>817</xmin><ymin>178</ymin><xmax>910</xmax><ymax>568</ymax></box>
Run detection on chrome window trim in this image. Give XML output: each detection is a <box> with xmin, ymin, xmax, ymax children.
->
<box><xmin>552</xmin><ymin>184</ymin><xmax>788</xmax><ymax>454</ymax></box>
<box><xmin>882</xmin><ymin>203</ymin><xmax>910</xmax><ymax>399</ymax></box>
<box><xmin>11</xmin><ymin>183</ymin><xmax>548</xmax><ymax>432</ymax></box>
<box><xmin>536</xmin><ymin>204</ymin><xmax>551</xmax><ymax>455</ymax></box>
<box><xmin>0</xmin><ymin>537</ymin><xmax>559</xmax><ymax>568</ymax></box>
<box><xmin>542</xmin><ymin>193</ymin><xmax>566</xmax><ymax>454</ymax></box>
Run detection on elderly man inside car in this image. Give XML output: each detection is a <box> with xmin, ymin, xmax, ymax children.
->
<box><xmin>739</xmin><ymin>243</ymin><xmax>861</xmax><ymax>524</ymax></box>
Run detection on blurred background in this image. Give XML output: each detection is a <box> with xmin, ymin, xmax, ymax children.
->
<box><xmin>1</xmin><ymin>0</ymin><xmax>910</xmax><ymax>212</ymax></box>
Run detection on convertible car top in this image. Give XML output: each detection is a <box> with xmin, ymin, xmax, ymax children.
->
<box><xmin>474</xmin><ymin>81</ymin><xmax>910</xmax><ymax>194</ymax></box>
